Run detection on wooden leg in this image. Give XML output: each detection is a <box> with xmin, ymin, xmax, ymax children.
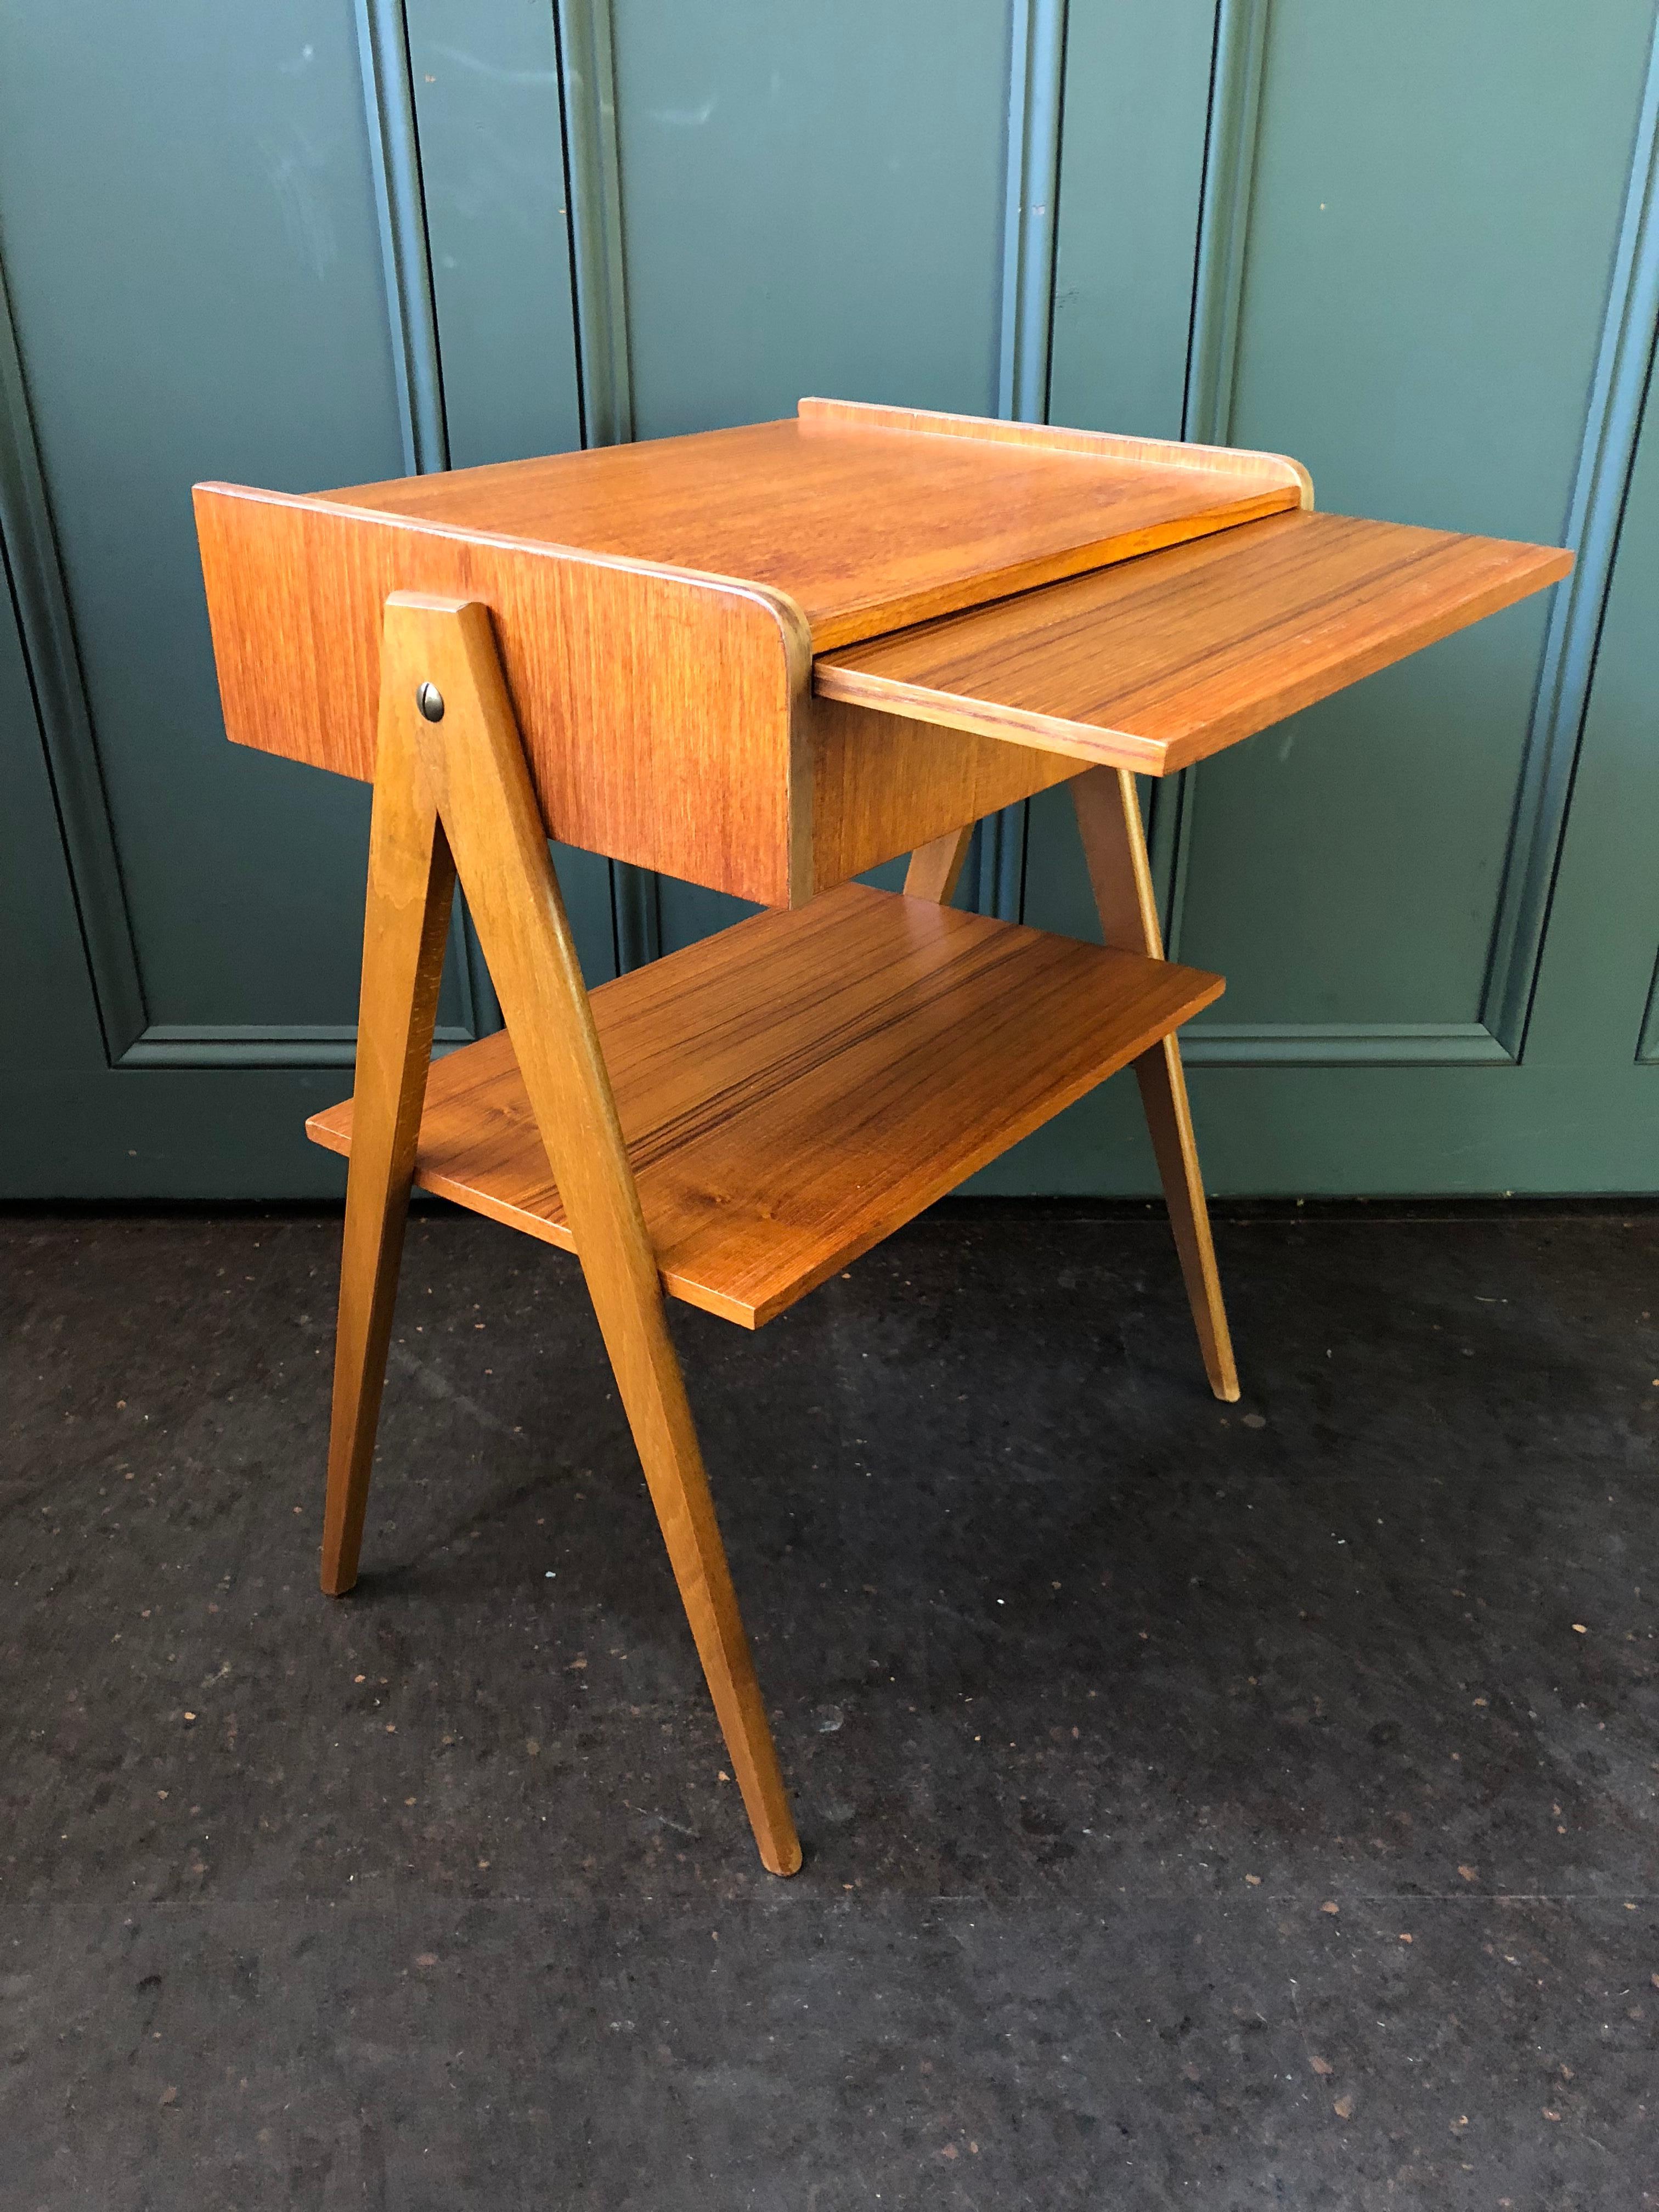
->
<box><xmin>320</xmin><ymin>704</ymin><xmax>456</xmax><ymax>1594</ymax></box>
<box><xmin>1072</xmin><ymin>766</ymin><xmax>1239</xmax><ymax>1403</ymax></box>
<box><xmin>904</xmin><ymin>823</ymin><xmax>975</xmax><ymax>903</ymax></box>
<box><xmin>382</xmin><ymin>591</ymin><xmax>802</xmax><ymax>1876</ymax></box>
<box><xmin>1132</xmin><ymin>1037</ymin><xmax>1239</xmax><ymax>1401</ymax></box>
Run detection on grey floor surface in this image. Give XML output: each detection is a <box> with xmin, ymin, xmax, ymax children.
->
<box><xmin>2</xmin><ymin>1199</ymin><xmax>1656</xmax><ymax>2210</ymax></box>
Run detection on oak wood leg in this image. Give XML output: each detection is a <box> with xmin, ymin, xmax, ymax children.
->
<box><xmin>382</xmin><ymin>591</ymin><xmax>802</xmax><ymax>1876</ymax></box>
<box><xmin>320</xmin><ymin>706</ymin><xmax>456</xmax><ymax>1594</ymax></box>
<box><xmin>904</xmin><ymin>823</ymin><xmax>975</xmax><ymax>903</ymax></box>
<box><xmin>1072</xmin><ymin>766</ymin><xmax>1239</xmax><ymax>1402</ymax></box>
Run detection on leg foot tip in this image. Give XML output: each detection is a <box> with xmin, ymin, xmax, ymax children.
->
<box><xmin>759</xmin><ymin>1837</ymin><xmax>804</xmax><ymax>1877</ymax></box>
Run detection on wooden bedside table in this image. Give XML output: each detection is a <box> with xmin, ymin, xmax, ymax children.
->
<box><xmin>194</xmin><ymin>398</ymin><xmax>1568</xmax><ymax>1873</ymax></box>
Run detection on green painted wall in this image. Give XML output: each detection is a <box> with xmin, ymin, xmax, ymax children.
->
<box><xmin>2</xmin><ymin>0</ymin><xmax>1656</xmax><ymax>1197</ymax></box>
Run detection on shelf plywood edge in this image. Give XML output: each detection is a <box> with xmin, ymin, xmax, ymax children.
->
<box><xmin>307</xmin><ymin>884</ymin><xmax>1222</xmax><ymax>1327</ymax></box>
<box><xmin>812</xmin><ymin>510</ymin><xmax>1574</xmax><ymax>776</ymax></box>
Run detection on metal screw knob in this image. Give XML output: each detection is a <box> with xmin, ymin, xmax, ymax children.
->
<box><xmin>416</xmin><ymin>681</ymin><xmax>445</xmax><ymax>723</ymax></box>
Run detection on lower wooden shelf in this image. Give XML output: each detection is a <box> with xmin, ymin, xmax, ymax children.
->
<box><xmin>308</xmin><ymin>882</ymin><xmax>1222</xmax><ymax>1328</ymax></box>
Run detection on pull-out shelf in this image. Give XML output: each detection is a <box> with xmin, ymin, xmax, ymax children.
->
<box><xmin>814</xmin><ymin>508</ymin><xmax>1573</xmax><ymax>775</ymax></box>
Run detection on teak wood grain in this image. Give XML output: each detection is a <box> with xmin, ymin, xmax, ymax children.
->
<box><xmin>378</xmin><ymin>593</ymin><xmax>800</xmax><ymax>1874</ymax></box>
<box><xmin>312</xmin><ymin>400</ymin><xmax>1304</xmax><ymax>653</ymax></box>
<box><xmin>308</xmin><ymin>881</ymin><xmax>1224</xmax><ymax>1329</ymax></box>
<box><xmin>196</xmin><ymin>407</ymin><xmax>1568</xmax><ymax>907</ymax></box>
<box><xmin>194</xmin><ymin>483</ymin><xmax>815</xmax><ymax>907</ymax></box>
<box><xmin>814</xmin><ymin>509</ymin><xmax>1574</xmax><ymax>774</ymax></box>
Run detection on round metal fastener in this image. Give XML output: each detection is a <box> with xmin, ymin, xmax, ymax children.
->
<box><xmin>416</xmin><ymin>681</ymin><xmax>445</xmax><ymax>723</ymax></box>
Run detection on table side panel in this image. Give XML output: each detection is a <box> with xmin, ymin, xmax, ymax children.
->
<box><xmin>813</xmin><ymin>509</ymin><xmax>1573</xmax><ymax>773</ymax></box>
<box><xmin>194</xmin><ymin>484</ymin><xmax>810</xmax><ymax>906</ymax></box>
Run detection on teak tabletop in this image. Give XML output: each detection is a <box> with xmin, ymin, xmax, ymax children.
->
<box><xmin>195</xmin><ymin>398</ymin><xmax>1570</xmax><ymax>1874</ymax></box>
<box><xmin>312</xmin><ymin>398</ymin><xmax>1311</xmax><ymax>651</ymax></box>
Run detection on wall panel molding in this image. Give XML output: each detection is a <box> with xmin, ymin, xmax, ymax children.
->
<box><xmin>1167</xmin><ymin>0</ymin><xmax>1659</xmax><ymax>1074</ymax></box>
<box><xmin>610</xmin><ymin>857</ymin><xmax>662</xmax><ymax>973</ymax></box>
<box><xmin>355</xmin><ymin>0</ymin><xmax>450</xmax><ymax>477</ymax></box>
<box><xmin>1184</xmin><ymin>1022</ymin><xmax>1513</xmax><ymax>1069</ymax></box>
<box><xmin>0</xmin><ymin>255</ymin><xmax>146</xmax><ymax>1059</ymax></box>
<box><xmin>118</xmin><ymin>1021</ymin><xmax>477</xmax><ymax>1070</ymax></box>
<box><xmin>109</xmin><ymin>1</ymin><xmax>496</xmax><ymax>1066</ymax></box>
<box><xmin>998</xmin><ymin>0</ymin><xmax>1068</xmax><ymax>426</ymax></box>
<box><xmin>107</xmin><ymin>2</ymin><xmax>624</xmax><ymax>1057</ymax></box>
<box><xmin>1639</xmin><ymin>950</ymin><xmax>1659</xmax><ymax>1065</ymax></box>
<box><xmin>1</xmin><ymin>3</ymin><xmax>489</xmax><ymax>1076</ymax></box>
<box><xmin>555</xmin><ymin>0</ymin><xmax>634</xmax><ymax>449</ymax></box>
<box><xmin>1483</xmin><ymin>16</ymin><xmax>1659</xmax><ymax>1058</ymax></box>
<box><xmin>1155</xmin><ymin>0</ymin><xmax>1262</xmax><ymax>972</ymax></box>
<box><xmin>1182</xmin><ymin>0</ymin><xmax>1267</xmax><ymax>447</ymax></box>
<box><xmin>986</xmin><ymin>0</ymin><xmax>1069</xmax><ymax>921</ymax></box>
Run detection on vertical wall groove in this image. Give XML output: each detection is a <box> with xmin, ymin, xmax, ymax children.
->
<box><xmin>998</xmin><ymin>0</ymin><xmax>1069</xmax><ymax>426</ymax></box>
<box><xmin>1639</xmin><ymin>939</ymin><xmax>1659</xmax><ymax>1062</ymax></box>
<box><xmin>354</xmin><ymin>0</ymin><xmax>450</xmax><ymax>477</ymax></box>
<box><xmin>1182</xmin><ymin>0</ymin><xmax>1269</xmax><ymax>447</ymax></box>
<box><xmin>1482</xmin><ymin>14</ymin><xmax>1659</xmax><ymax>1059</ymax></box>
<box><xmin>555</xmin><ymin>0</ymin><xmax>635</xmax><ymax>452</ymax></box>
<box><xmin>985</xmin><ymin>0</ymin><xmax>1069</xmax><ymax>921</ymax></box>
<box><xmin>1155</xmin><ymin>0</ymin><xmax>1270</xmax><ymax>961</ymax></box>
<box><xmin>1160</xmin><ymin>0</ymin><xmax>1659</xmax><ymax>1076</ymax></box>
<box><xmin>0</xmin><ymin>256</ymin><xmax>147</xmax><ymax>1058</ymax></box>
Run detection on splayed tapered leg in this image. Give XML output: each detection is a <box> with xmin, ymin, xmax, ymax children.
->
<box><xmin>380</xmin><ymin>591</ymin><xmax>802</xmax><ymax>1875</ymax></box>
<box><xmin>320</xmin><ymin>707</ymin><xmax>455</xmax><ymax>1595</ymax></box>
<box><xmin>1072</xmin><ymin>765</ymin><xmax>1239</xmax><ymax>1402</ymax></box>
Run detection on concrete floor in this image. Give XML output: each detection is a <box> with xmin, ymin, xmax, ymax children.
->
<box><xmin>2</xmin><ymin>1198</ymin><xmax>1656</xmax><ymax>2210</ymax></box>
